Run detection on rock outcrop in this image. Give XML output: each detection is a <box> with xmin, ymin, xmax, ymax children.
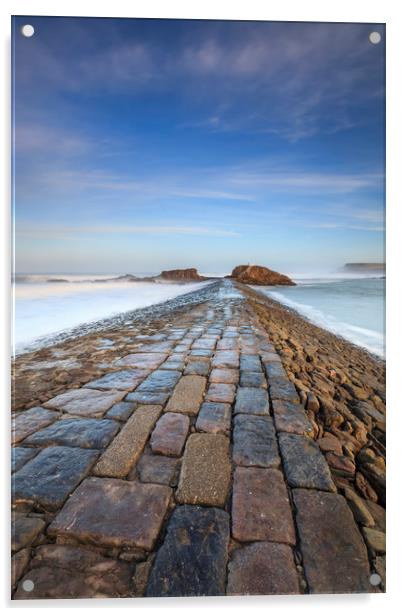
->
<box><xmin>158</xmin><ymin>268</ymin><xmax>206</xmax><ymax>282</ymax></box>
<box><xmin>342</xmin><ymin>263</ymin><xmax>385</xmax><ymax>274</ymax></box>
<box><xmin>228</xmin><ymin>265</ymin><xmax>295</xmax><ymax>286</ymax></box>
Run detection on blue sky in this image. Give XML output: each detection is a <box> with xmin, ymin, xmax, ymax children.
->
<box><xmin>13</xmin><ymin>17</ymin><xmax>385</xmax><ymax>274</ymax></box>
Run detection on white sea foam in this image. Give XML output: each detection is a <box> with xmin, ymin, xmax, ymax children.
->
<box><xmin>13</xmin><ymin>278</ymin><xmax>212</xmax><ymax>352</ymax></box>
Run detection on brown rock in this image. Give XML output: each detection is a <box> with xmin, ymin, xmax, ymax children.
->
<box><xmin>150</xmin><ymin>413</ymin><xmax>189</xmax><ymax>457</ymax></box>
<box><xmin>227</xmin><ymin>542</ymin><xmax>300</xmax><ymax>595</ymax></box>
<box><xmin>49</xmin><ymin>477</ymin><xmax>171</xmax><ymax>550</ymax></box>
<box><xmin>94</xmin><ymin>405</ymin><xmax>162</xmax><ymax>477</ymax></box>
<box><xmin>293</xmin><ymin>489</ymin><xmax>371</xmax><ymax>593</ymax></box>
<box><xmin>176</xmin><ymin>434</ymin><xmax>231</xmax><ymax>506</ymax></box>
<box><xmin>11</xmin><ymin>549</ymin><xmax>30</xmax><ymax>588</ymax></box>
<box><xmin>231</xmin><ymin>467</ymin><xmax>296</xmax><ymax>544</ymax></box>
<box><xmin>12</xmin><ymin>517</ymin><xmax>46</xmax><ymax>552</ymax></box>
<box><xmin>165</xmin><ymin>375</ymin><xmax>206</xmax><ymax>415</ymax></box>
<box><xmin>159</xmin><ymin>268</ymin><xmax>205</xmax><ymax>281</ymax></box>
<box><xmin>317</xmin><ymin>433</ymin><xmax>343</xmax><ymax>455</ymax></box>
<box><xmin>362</xmin><ymin>527</ymin><xmax>386</xmax><ymax>554</ymax></box>
<box><xmin>342</xmin><ymin>487</ymin><xmax>375</xmax><ymax>527</ymax></box>
<box><xmin>229</xmin><ymin>264</ymin><xmax>295</xmax><ymax>286</ymax></box>
<box><xmin>326</xmin><ymin>452</ymin><xmax>356</xmax><ymax>476</ymax></box>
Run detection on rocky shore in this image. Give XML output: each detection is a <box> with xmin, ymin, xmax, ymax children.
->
<box><xmin>11</xmin><ymin>279</ymin><xmax>385</xmax><ymax>598</ymax></box>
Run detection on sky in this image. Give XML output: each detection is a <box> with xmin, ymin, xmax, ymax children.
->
<box><xmin>12</xmin><ymin>17</ymin><xmax>385</xmax><ymax>274</ymax></box>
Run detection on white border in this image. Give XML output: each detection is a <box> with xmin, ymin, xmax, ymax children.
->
<box><xmin>1</xmin><ymin>1</ymin><xmax>401</xmax><ymax>614</ymax></box>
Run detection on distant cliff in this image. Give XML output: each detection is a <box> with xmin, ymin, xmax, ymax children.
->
<box><xmin>228</xmin><ymin>264</ymin><xmax>296</xmax><ymax>286</ymax></box>
<box><xmin>343</xmin><ymin>263</ymin><xmax>385</xmax><ymax>273</ymax></box>
<box><xmin>158</xmin><ymin>268</ymin><xmax>206</xmax><ymax>281</ymax></box>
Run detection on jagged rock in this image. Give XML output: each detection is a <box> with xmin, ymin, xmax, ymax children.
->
<box><xmin>228</xmin><ymin>265</ymin><xmax>295</xmax><ymax>286</ymax></box>
<box><xmin>159</xmin><ymin>268</ymin><xmax>206</xmax><ymax>281</ymax></box>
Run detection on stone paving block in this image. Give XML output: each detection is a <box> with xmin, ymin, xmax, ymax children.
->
<box><xmin>137</xmin><ymin>454</ymin><xmax>180</xmax><ymax>486</ymax></box>
<box><xmin>191</xmin><ymin>338</ymin><xmax>217</xmax><ymax>350</ymax></box>
<box><xmin>115</xmin><ymin>352</ymin><xmax>167</xmax><ymax>369</ymax></box>
<box><xmin>211</xmin><ymin>351</ymin><xmax>239</xmax><ymax>369</ymax></box>
<box><xmin>227</xmin><ymin>542</ymin><xmax>300</xmax><ymax>595</ymax></box>
<box><xmin>240</xmin><ymin>371</ymin><xmax>267</xmax><ymax>388</ymax></box>
<box><xmin>293</xmin><ymin>489</ymin><xmax>372</xmax><ymax>593</ymax></box>
<box><xmin>150</xmin><ymin>413</ymin><xmax>189</xmax><ymax>457</ymax></box>
<box><xmin>278</xmin><ymin>433</ymin><xmax>336</xmax><ymax>492</ymax></box>
<box><xmin>49</xmin><ymin>477</ymin><xmax>171</xmax><ymax>551</ymax></box>
<box><xmin>232</xmin><ymin>467</ymin><xmax>296</xmax><ymax>544</ymax></box>
<box><xmin>159</xmin><ymin>360</ymin><xmax>185</xmax><ymax>371</ymax></box>
<box><xmin>94</xmin><ymin>405</ymin><xmax>162</xmax><ymax>478</ymax></box>
<box><xmin>269</xmin><ymin>377</ymin><xmax>299</xmax><ymax>403</ymax></box>
<box><xmin>210</xmin><ymin>368</ymin><xmax>239</xmax><ymax>384</ymax></box>
<box><xmin>176</xmin><ymin>434</ymin><xmax>231</xmax><ymax>506</ymax></box>
<box><xmin>13</xmin><ymin>446</ymin><xmax>99</xmax><ymax>510</ymax></box>
<box><xmin>189</xmin><ymin>349</ymin><xmax>213</xmax><ymax>358</ymax></box>
<box><xmin>165</xmin><ymin>375</ymin><xmax>206</xmax><ymax>415</ymax></box>
<box><xmin>44</xmin><ymin>388</ymin><xmax>125</xmax><ymax>418</ymax></box>
<box><xmin>195</xmin><ymin>402</ymin><xmax>231</xmax><ymax>435</ymax></box>
<box><xmin>205</xmin><ymin>383</ymin><xmax>236</xmax><ymax>404</ymax></box>
<box><xmin>260</xmin><ymin>351</ymin><xmax>282</xmax><ymax>363</ymax></box>
<box><xmin>184</xmin><ymin>358</ymin><xmax>210</xmax><ymax>376</ymax></box>
<box><xmin>146</xmin><ymin>505</ymin><xmax>229</xmax><ymax>597</ymax></box>
<box><xmin>11</xmin><ymin>447</ymin><xmax>39</xmax><ymax>473</ymax></box>
<box><xmin>84</xmin><ymin>369</ymin><xmax>148</xmax><ymax>391</ymax></box>
<box><xmin>272</xmin><ymin>399</ymin><xmax>314</xmax><ymax>436</ymax></box>
<box><xmin>135</xmin><ymin>369</ymin><xmax>181</xmax><ymax>393</ymax></box>
<box><xmin>240</xmin><ymin>355</ymin><xmax>262</xmax><ymax>372</ymax></box>
<box><xmin>137</xmin><ymin>340</ymin><xmax>174</xmax><ymax>353</ymax></box>
<box><xmin>125</xmin><ymin>391</ymin><xmax>170</xmax><ymax>405</ymax></box>
<box><xmin>12</xmin><ymin>407</ymin><xmax>60</xmax><ymax>444</ymax></box>
<box><xmin>217</xmin><ymin>338</ymin><xmax>238</xmax><ymax>350</ymax></box>
<box><xmin>233</xmin><ymin>414</ymin><xmax>280</xmax><ymax>468</ymax></box>
<box><xmin>106</xmin><ymin>400</ymin><xmax>136</xmax><ymax>421</ymax></box>
<box><xmin>234</xmin><ymin>387</ymin><xmax>269</xmax><ymax>416</ymax></box>
<box><xmin>264</xmin><ymin>362</ymin><xmax>287</xmax><ymax>379</ymax></box>
<box><xmin>14</xmin><ymin>544</ymin><xmax>133</xmax><ymax>599</ymax></box>
<box><xmin>24</xmin><ymin>418</ymin><xmax>120</xmax><ymax>449</ymax></box>
<box><xmin>12</xmin><ymin>516</ymin><xmax>46</xmax><ymax>551</ymax></box>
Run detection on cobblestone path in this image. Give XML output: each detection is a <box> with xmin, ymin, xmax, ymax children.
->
<box><xmin>12</xmin><ymin>280</ymin><xmax>379</xmax><ymax>598</ymax></box>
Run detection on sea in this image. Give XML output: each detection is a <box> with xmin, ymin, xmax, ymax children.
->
<box><xmin>12</xmin><ymin>272</ymin><xmax>385</xmax><ymax>358</ymax></box>
<box><xmin>258</xmin><ymin>274</ymin><xmax>385</xmax><ymax>358</ymax></box>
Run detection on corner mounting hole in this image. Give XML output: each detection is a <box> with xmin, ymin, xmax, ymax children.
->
<box><xmin>369</xmin><ymin>573</ymin><xmax>382</xmax><ymax>586</ymax></box>
<box><xmin>21</xmin><ymin>24</ymin><xmax>35</xmax><ymax>38</ymax></box>
<box><xmin>369</xmin><ymin>31</ymin><xmax>381</xmax><ymax>45</ymax></box>
<box><xmin>22</xmin><ymin>579</ymin><xmax>35</xmax><ymax>592</ymax></box>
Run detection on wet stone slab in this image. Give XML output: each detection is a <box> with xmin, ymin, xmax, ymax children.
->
<box><xmin>134</xmin><ymin>369</ymin><xmax>181</xmax><ymax>393</ymax></box>
<box><xmin>210</xmin><ymin>368</ymin><xmax>239</xmax><ymax>384</ymax></box>
<box><xmin>136</xmin><ymin>454</ymin><xmax>180</xmax><ymax>486</ymax></box>
<box><xmin>49</xmin><ymin>477</ymin><xmax>171</xmax><ymax>551</ymax></box>
<box><xmin>146</xmin><ymin>505</ymin><xmax>229</xmax><ymax>597</ymax></box>
<box><xmin>125</xmin><ymin>391</ymin><xmax>170</xmax><ymax>405</ymax></box>
<box><xmin>106</xmin><ymin>400</ymin><xmax>136</xmax><ymax>421</ymax></box>
<box><xmin>11</xmin><ymin>447</ymin><xmax>39</xmax><ymax>473</ymax></box>
<box><xmin>211</xmin><ymin>351</ymin><xmax>239</xmax><ymax>369</ymax></box>
<box><xmin>165</xmin><ymin>375</ymin><xmax>207</xmax><ymax>415</ymax></box>
<box><xmin>227</xmin><ymin>542</ymin><xmax>300</xmax><ymax>595</ymax></box>
<box><xmin>240</xmin><ymin>355</ymin><xmax>262</xmax><ymax>372</ymax></box>
<box><xmin>184</xmin><ymin>358</ymin><xmax>210</xmax><ymax>376</ymax></box>
<box><xmin>191</xmin><ymin>338</ymin><xmax>217</xmax><ymax>350</ymax></box>
<box><xmin>278</xmin><ymin>433</ymin><xmax>336</xmax><ymax>492</ymax></box>
<box><xmin>272</xmin><ymin>400</ymin><xmax>314</xmax><ymax>436</ymax></box>
<box><xmin>12</xmin><ymin>407</ymin><xmax>60</xmax><ymax>444</ymax></box>
<box><xmin>13</xmin><ymin>446</ymin><xmax>99</xmax><ymax>510</ymax></box>
<box><xmin>150</xmin><ymin>413</ymin><xmax>190</xmax><ymax>457</ymax></box>
<box><xmin>293</xmin><ymin>489</ymin><xmax>371</xmax><ymax>593</ymax></box>
<box><xmin>217</xmin><ymin>338</ymin><xmax>238</xmax><ymax>350</ymax></box>
<box><xmin>84</xmin><ymin>369</ymin><xmax>148</xmax><ymax>391</ymax></box>
<box><xmin>195</xmin><ymin>402</ymin><xmax>231</xmax><ymax>435</ymax></box>
<box><xmin>189</xmin><ymin>349</ymin><xmax>213</xmax><ymax>358</ymax></box>
<box><xmin>234</xmin><ymin>387</ymin><xmax>269</xmax><ymax>416</ymax></box>
<box><xmin>232</xmin><ymin>467</ymin><xmax>296</xmax><ymax>544</ymax></box>
<box><xmin>24</xmin><ymin>418</ymin><xmax>120</xmax><ymax>449</ymax></box>
<box><xmin>12</xmin><ymin>516</ymin><xmax>46</xmax><ymax>552</ymax></box>
<box><xmin>269</xmin><ymin>378</ymin><xmax>300</xmax><ymax>403</ymax></box>
<box><xmin>240</xmin><ymin>371</ymin><xmax>267</xmax><ymax>388</ymax></box>
<box><xmin>14</xmin><ymin>544</ymin><xmax>133</xmax><ymax>599</ymax></box>
<box><xmin>264</xmin><ymin>362</ymin><xmax>287</xmax><ymax>379</ymax></box>
<box><xmin>233</xmin><ymin>414</ymin><xmax>280</xmax><ymax>468</ymax></box>
<box><xmin>44</xmin><ymin>388</ymin><xmax>125</xmax><ymax>418</ymax></box>
<box><xmin>94</xmin><ymin>405</ymin><xmax>162</xmax><ymax>478</ymax></box>
<box><xmin>205</xmin><ymin>383</ymin><xmax>236</xmax><ymax>404</ymax></box>
<box><xmin>115</xmin><ymin>352</ymin><xmax>167</xmax><ymax>370</ymax></box>
<box><xmin>176</xmin><ymin>434</ymin><xmax>231</xmax><ymax>506</ymax></box>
